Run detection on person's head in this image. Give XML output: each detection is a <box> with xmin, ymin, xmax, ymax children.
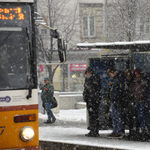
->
<box><xmin>134</xmin><ymin>68</ymin><xmax>142</xmax><ymax>78</ymax></box>
<box><xmin>107</xmin><ymin>67</ymin><xmax>117</xmax><ymax>78</ymax></box>
<box><xmin>44</xmin><ymin>77</ymin><xmax>50</xmax><ymax>84</ymax></box>
<box><xmin>85</xmin><ymin>71</ymin><xmax>92</xmax><ymax>78</ymax></box>
<box><xmin>124</xmin><ymin>69</ymin><xmax>132</xmax><ymax>80</ymax></box>
<box><xmin>84</xmin><ymin>67</ymin><xmax>94</xmax><ymax>78</ymax></box>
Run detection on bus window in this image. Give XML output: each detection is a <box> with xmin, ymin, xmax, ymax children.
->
<box><xmin>0</xmin><ymin>4</ymin><xmax>32</xmax><ymax>90</ymax></box>
<box><xmin>0</xmin><ymin>30</ymin><xmax>29</xmax><ymax>89</ymax></box>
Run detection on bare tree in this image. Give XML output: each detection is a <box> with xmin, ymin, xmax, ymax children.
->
<box><xmin>106</xmin><ymin>0</ymin><xmax>150</xmax><ymax>42</ymax></box>
<box><xmin>37</xmin><ymin>0</ymin><xmax>79</xmax><ymax>83</ymax></box>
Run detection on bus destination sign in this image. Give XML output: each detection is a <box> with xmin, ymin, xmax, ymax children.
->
<box><xmin>0</xmin><ymin>7</ymin><xmax>25</xmax><ymax>20</ymax></box>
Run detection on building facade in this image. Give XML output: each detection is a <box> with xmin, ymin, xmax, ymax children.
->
<box><xmin>79</xmin><ymin>0</ymin><xmax>105</xmax><ymax>43</ymax></box>
<box><xmin>37</xmin><ymin>0</ymin><xmax>106</xmax><ymax>92</ymax></box>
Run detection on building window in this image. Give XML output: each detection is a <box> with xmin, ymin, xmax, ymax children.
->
<box><xmin>145</xmin><ymin>18</ymin><xmax>149</xmax><ymax>33</ymax></box>
<box><xmin>136</xmin><ymin>17</ymin><xmax>150</xmax><ymax>36</ymax></box>
<box><xmin>82</xmin><ymin>16</ymin><xmax>95</xmax><ymax>37</ymax></box>
<box><xmin>140</xmin><ymin>18</ymin><xmax>144</xmax><ymax>34</ymax></box>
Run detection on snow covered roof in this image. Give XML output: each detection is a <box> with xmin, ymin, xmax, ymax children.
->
<box><xmin>79</xmin><ymin>0</ymin><xmax>104</xmax><ymax>4</ymax></box>
<box><xmin>0</xmin><ymin>0</ymin><xmax>34</xmax><ymax>2</ymax></box>
<box><xmin>77</xmin><ymin>41</ymin><xmax>150</xmax><ymax>51</ymax></box>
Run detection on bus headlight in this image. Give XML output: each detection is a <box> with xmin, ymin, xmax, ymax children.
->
<box><xmin>20</xmin><ymin>126</ymin><xmax>35</xmax><ymax>141</ymax></box>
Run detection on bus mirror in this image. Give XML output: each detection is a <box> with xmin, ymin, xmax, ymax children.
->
<box><xmin>50</xmin><ymin>29</ymin><xmax>59</xmax><ymax>38</ymax></box>
<box><xmin>57</xmin><ymin>38</ymin><xmax>66</xmax><ymax>63</ymax></box>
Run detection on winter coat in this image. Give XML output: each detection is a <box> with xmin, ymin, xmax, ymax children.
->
<box><xmin>83</xmin><ymin>73</ymin><xmax>101</xmax><ymax>108</ymax></box>
<box><xmin>124</xmin><ymin>77</ymin><xmax>134</xmax><ymax>99</ymax></box>
<box><xmin>133</xmin><ymin>77</ymin><xmax>148</xmax><ymax>103</ymax></box>
<box><xmin>123</xmin><ymin>77</ymin><xmax>135</xmax><ymax>110</ymax></box>
<box><xmin>41</xmin><ymin>84</ymin><xmax>54</xmax><ymax>103</ymax></box>
<box><xmin>110</xmin><ymin>73</ymin><xmax>125</xmax><ymax>108</ymax></box>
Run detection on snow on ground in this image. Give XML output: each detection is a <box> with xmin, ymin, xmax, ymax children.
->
<box><xmin>39</xmin><ymin>109</ymin><xmax>150</xmax><ymax>150</ymax></box>
<box><xmin>39</xmin><ymin>109</ymin><xmax>86</xmax><ymax>123</ymax></box>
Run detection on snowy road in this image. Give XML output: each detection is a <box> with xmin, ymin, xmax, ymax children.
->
<box><xmin>39</xmin><ymin>109</ymin><xmax>150</xmax><ymax>150</ymax></box>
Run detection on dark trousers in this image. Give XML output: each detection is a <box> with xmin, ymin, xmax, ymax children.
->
<box><xmin>87</xmin><ymin>102</ymin><xmax>99</xmax><ymax>133</ymax></box>
<box><xmin>136</xmin><ymin>102</ymin><xmax>147</xmax><ymax>133</ymax></box>
<box><xmin>145</xmin><ymin>100</ymin><xmax>150</xmax><ymax>134</ymax></box>
<box><xmin>45</xmin><ymin>102</ymin><xmax>55</xmax><ymax>121</ymax></box>
<box><xmin>122</xmin><ymin>105</ymin><xmax>139</xmax><ymax>135</ymax></box>
<box><xmin>110</xmin><ymin>103</ymin><xmax>123</xmax><ymax>134</ymax></box>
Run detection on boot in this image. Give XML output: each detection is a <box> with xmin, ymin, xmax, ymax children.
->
<box><xmin>44</xmin><ymin>120</ymin><xmax>52</xmax><ymax>124</ymax></box>
<box><xmin>51</xmin><ymin>118</ymin><xmax>56</xmax><ymax>123</ymax></box>
<box><xmin>85</xmin><ymin>130</ymin><xmax>99</xmax><ymax>137</ymax></box>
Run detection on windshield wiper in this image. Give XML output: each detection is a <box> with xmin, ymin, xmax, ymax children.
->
<box><xmin>0</xmin><ymin>32</ymin><xmax>12</xmax><ymax>48</ymax></box>
<box><xmin>0</xmin><ymin>27</ymin><xmax>22</xmax><ymax>48</ymax></box>
<box><xmin>26</xmin><ymin>28</ymin><xmax>33</xmax><ymax>99</ymax></box>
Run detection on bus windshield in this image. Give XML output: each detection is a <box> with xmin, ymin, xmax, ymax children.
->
<box><xmin>0</xmin><ymin>4</ymin><xmax>32</xmax><ymax>90</ymax></box>
<box><xmin>0</xmin><ymin>30</ymin><xmax>30</xmax><ymax>90</ymax></box>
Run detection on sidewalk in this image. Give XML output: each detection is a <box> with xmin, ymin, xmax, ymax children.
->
<box><xmin>39</xmin><ymin>109</ymin><xmax>150</xmax><ymax>150</ymax></box>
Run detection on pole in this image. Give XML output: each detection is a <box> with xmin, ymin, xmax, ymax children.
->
<box><xmin>130</xmin><ymin>50</ymin><xmax>135</xmax><ymax>72</ymax></box>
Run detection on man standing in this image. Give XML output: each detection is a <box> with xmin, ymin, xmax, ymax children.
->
<box><xmin>107</xmin><ymin>67</ymin><xmax>124</xmax><ymax>138</ymax></box>
<box><xmin>83</xmin><ymin>67</ymin><xmax>101</xmax><ymax>137</ymax></box>
<box><xmin>41</xmin><ymin>77</ymin><xmax>56</xmax><ymax>124</ymax></box>
<box><xmin>123</xmin><ymin>69</ymin><xmax>138</xmax><ymax>140</ymax></box>
<box><xmin>133</xmin><ymin>68</ymin><xmax>148</xmax><ymax>140</ymax></box>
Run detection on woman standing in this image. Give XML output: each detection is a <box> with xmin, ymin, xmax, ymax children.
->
<box><xmin>41</xmin><ymin>77</ymin><xmax>56</xmax><ymax>124</ymax></box>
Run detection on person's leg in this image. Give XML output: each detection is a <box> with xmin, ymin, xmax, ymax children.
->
<box><xmin>136</xmin><ymin>103</ymin><xmax>149</xmax><ymax>141</ymax></box>
<box><xmin>110</xmin><ymin>103</ymin><xmax>117</xmax><ymax>134</ymax></box>
<box><xmin>145</xmin><ymin>101</ymin><xmax>150</xmax><ymax>136</ymax></box>
<box><xmin>48</xmin><ymin>102</ymin><xmax>56</xmax><ymax>122</ymax></box>
<box><xmin>85</xmin><ymin>108</ymin><xmax>93</xmax><ymax>136</ymax></box>
<box><xmin>136</xmin><ymin>103</ymin><xmax>147</xmax><ymax>132</ymax></box>
<box><xmin>45</xmin><ymin>102</ymin><xmax>52</xmax><ymax>122</ymax></box>
<box><xmin>92</xmin><ymin>104</ymin><xmax>99</xmax><ymax>135</ymax></box>
<box><xmin>85</xmin><ymin>104</ymin><xmax>99</xmax><ymax>137</ymax></box>
<box><xmin>128</xmin><ymin>108</ymin><xmax>135</xmax><ymax>136</ymax></box>
<box><xmin>121</xmin><ymin>109</ymin><xmax>126</xmax><ymax>134</ymax></box>
<box><xmin>115</xmin><ymin>108</ymin><xmax>123</xmax><ymax>135</ymax></box>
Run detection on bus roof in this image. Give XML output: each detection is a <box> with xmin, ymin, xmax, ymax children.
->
<box><xmin>77</xmin><ymin>40</ymin><xmax>150</xmax><ymax>51</ymax></box>
<box><xmin>0</xmin><ymin>0</ymin><xmax>34</xmax><ymax>2</ymax></box>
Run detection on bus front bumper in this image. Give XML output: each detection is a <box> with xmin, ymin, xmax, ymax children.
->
<box><xmin>2</xmin><ymin>146</ymin><xmax>41</xmax><ymax>150</ymax></box>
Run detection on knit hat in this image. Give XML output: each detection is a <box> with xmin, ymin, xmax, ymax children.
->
<box><xmin>134</xmin><ymin>71</ymin><xmax>140</xmax><ymax>75</ymax></box>
<box><xmin>44</xmin><ymin>77</ymin><xmax>50</xmax><ymax>81</ymax></box>
<box><xmin>134</xmin><ymin>68</ymin><xmax>142</xmax><ymax>75</ymax></box>
<box><xmin>85</xmin><ymin>67</ymin><xmax>94</xmax><ymax>74</ymax></box>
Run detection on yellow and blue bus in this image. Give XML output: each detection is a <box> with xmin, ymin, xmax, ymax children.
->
<box><xmin>0</xmin><ymin>0</ymin><xmax>40</xmax><ymax>149</ymax></box>
<box><xmin>0</xmin><ymin>0</ymin><xmax>66</xmax><ymax>149</ymax></box>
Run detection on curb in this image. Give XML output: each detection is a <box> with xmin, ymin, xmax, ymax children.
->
<box><xmin>39</xmin><ymin>140</ymin><xmax>128</xmax><ymax>150</ymax></box>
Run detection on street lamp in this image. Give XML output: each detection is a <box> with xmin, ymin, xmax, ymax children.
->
<box><xmin>34</xmin><ymin>12</ymin><xmax>66</xmax><ymax>63</ymax></box>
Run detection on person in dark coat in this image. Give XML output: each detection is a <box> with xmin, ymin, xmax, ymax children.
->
<box><xmin>41</xmin><ymin>77</ymin><xmax>56</xmax><ymax>124</ymax></box>
<box><xmin>107</xmin><ymin>67</ymin><xmax>125</xmax><ymax>138</ymax></box>
<box><xmin>83</xmin><ymin>67</ymin><xmax>101</xmax><ymax>137</ymax></box>
<box><xmin>123</xmin><ymin>69</ymin><xmax>139</xmax><ymax>140</ymax></box>
<box><xmin>133</xmin><ymin>68</ymin><xmax>149</xmax><ymax>140</ymax></box>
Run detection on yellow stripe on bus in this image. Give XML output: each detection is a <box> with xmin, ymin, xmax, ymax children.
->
<box><xmin>0</xmin><ymin>109</ymin><xmax>39</xmax><ymax>149</ymax></box>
